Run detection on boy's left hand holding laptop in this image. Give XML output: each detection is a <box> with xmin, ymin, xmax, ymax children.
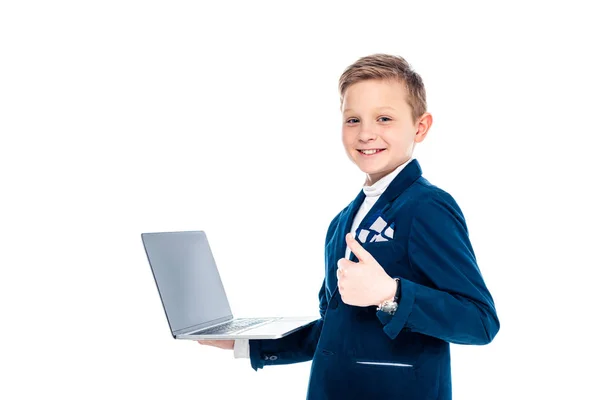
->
<box><xmin>198</xmin><ymin>339</ymin><xmax>234</xmax><ymax>350</ymax></box>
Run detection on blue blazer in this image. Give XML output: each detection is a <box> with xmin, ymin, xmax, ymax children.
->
<box><xmin>249</xmin><ymin>159</ymin><xmax>500</xmax><ymax>400</ymax></box>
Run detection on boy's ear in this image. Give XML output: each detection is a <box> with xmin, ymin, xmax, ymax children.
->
<box><xmin>414</xmin><ymin>112</ymin><xmax>432</xmax><ymax>143</ymax></box>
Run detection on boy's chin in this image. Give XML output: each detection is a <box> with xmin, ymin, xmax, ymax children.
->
<box><xmin>355</xmin><ymin>162</ymin><xmax>388</xmax><ymax>175</ymax></box>
<box><xmin>355</xmin><ymin>159</ymin><xmax>405</xmax><ymax>179</ymax></box>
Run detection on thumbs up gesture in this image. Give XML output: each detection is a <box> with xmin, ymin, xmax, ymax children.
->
<box><xmin>337</xmin><ymin>233</ymin><xmax>397</xmax><ymax>307</ymax></box>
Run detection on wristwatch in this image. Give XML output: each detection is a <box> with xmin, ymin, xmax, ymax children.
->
<box><xmin>377</xmin><ymin>278</ymin><xmax>401</xmax><ymax>315</ymax></box>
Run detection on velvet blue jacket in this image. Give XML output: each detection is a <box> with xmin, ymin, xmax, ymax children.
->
<box><xmin>249</xmin><ymin>159</ymin><xmax>500</xmax><ymax>399</ymax></box>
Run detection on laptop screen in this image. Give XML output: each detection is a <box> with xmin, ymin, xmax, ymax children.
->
<box><xmin>142</xmin><ymin>231</ymin><xmax>233</xmax><ymax>334</ymax></box>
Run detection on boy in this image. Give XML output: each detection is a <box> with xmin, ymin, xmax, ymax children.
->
<box><xmin>200</xmin><ymin>54</ymin><xmax>500</xmax><ymax>399</ymax></box>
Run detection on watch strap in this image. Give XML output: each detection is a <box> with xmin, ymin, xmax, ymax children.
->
<box><xmin>392</xmin><ymin>277</ymin><xmax>402</xmax><ymax>303</ymax></box>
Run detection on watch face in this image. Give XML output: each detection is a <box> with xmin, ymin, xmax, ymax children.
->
<box><xmin>382</xmin><ymin>302</ymin><xmax>398</xmax><ymax>313</ymax></box>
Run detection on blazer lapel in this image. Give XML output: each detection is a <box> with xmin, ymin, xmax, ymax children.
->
<box><xmin>339</xmin><ymin>159</ymin><xmax>424</xmax><ymax>262</ymax></box>
<box><xmin>327</xmin><ymin>189</ymin><xmax>364</xmax><ymax>293</ymax></box>
<box><xmin>336</xmin><ymin>189</ymin><xmax>365</xmax><ymax>261</ymax></box>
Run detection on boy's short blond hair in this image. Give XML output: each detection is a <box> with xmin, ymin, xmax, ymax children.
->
<box><xmin>338</xmin><ymin>54</ymin><xmax>427</xmax><ymax>124</ymax></box>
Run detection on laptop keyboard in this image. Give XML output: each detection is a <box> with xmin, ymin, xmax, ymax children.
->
<box><xmin>195</xmin><ymin>318</ymin><xmax>272</xmax><ymax>335</ymax></box>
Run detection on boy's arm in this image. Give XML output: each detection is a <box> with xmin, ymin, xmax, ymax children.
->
<box><xmin>377</xmin><ymin>191</ymin><xmax>500</xmax><ymax>345</ymax></box>
<box><xmin>248</xmin><ymin>212</ymin><xmax>341</xmax><ymax>371</ymax></box>
<box><xmin>248</xmin><ymin>279</ymin><xmax>327</xmax><ymax>370</ymax></box>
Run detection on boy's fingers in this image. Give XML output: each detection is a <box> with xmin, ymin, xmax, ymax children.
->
<box><xmin>337</xmin><ymin>257</ymin><xmax>357</xmax><ymax>270</ymax></box>
<box><xmin>345</xmin><ymin>233</ymin><xmax>373</xmax><ymax>263</ymax></box>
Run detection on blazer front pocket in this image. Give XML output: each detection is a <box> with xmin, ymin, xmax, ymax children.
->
<box><xmin>354</xmin><ymin>359</ymin><xmax>414</xmax><ymax>368</ymax></box>
<box><xmin>349</xmin><ymin>357</ymin><xmax>418</xmax><ymax>392</ymax></box>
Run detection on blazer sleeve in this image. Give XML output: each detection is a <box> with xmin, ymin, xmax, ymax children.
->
<box><xmin>248</xmin><ymin>212</ymin><xmax>341</xmax><ymax>371</ymax></box>
<box><xmin>248</xmin><ymin>280</ymin><xmax>327</xmax><ymax>371</ymax></box>
<box><xmin>376</xmin><ymin>191</ymin><xmax>500</xmax><ymax>345</ymax></box>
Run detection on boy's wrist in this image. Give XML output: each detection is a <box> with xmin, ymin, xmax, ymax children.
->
<box><xmin>377</xmin><ymin>277</ymin><xmax>401</xmax><ymax>315</ymax></box>
<box><xmin>378</xmin><ymin>276</ymin><xmax>398</xmax><ymax>305</ymax></box>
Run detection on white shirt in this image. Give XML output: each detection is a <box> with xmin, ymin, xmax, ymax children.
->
<box><xmin>233</xmin><ymin>159</ymin><xmax>413</xmax><ymax>359</ymax></box>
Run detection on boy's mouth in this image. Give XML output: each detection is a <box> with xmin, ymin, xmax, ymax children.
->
<box><xmin>358</xmin><ymin>149</ymin><xmax>386</xmax><ymax>156</ymax></box>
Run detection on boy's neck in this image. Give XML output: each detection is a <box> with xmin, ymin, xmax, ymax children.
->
<box><xmin>363</xmin><ymin>158</ymin><xmax>412</xmax><ymax>187</ymax></box>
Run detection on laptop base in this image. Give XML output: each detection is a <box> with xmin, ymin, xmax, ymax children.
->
<box><xmin>177</xmin><ymin>316</ymin><xmax>318</xmax><ymax>340</ymax></box>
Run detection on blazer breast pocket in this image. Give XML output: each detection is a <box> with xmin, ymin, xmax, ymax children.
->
<box><xmin>362</xmin><ymin>240</ymin><xmax>400</xmax><ymax>256</ymax></box>
<box><xmin>362</xmin><ymin>240</ymin><xmax>410</xmax><ymax>276</ymax></box>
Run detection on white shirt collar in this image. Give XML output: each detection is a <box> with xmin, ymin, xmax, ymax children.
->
<box><xmin>362</xmin><ymin>158</ymin><xmax>412</xmax><ymax>198</ymax></box>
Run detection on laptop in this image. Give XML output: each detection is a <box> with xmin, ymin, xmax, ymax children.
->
<box><xmin>141</xmin><ymin>230</ymin><xmax>319</xmax><ymax>340</ymax></box>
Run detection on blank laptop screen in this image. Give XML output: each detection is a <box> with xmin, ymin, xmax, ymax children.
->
<box><xmin>142</xmin><ymin>231</ymin><xmax>232</xmax><ymax>334</ymax></box>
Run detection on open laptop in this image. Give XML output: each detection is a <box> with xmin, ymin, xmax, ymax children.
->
<box><xmin>141</xmin><ymin>230</ymin><xmax>318</xmax><ymax>340</ymax></box>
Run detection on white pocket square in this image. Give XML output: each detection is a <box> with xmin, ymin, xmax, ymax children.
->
<box><xmin>369</xmin><ymin>234</ymin><xmax>389</xmax><ymax>243</ymax></box>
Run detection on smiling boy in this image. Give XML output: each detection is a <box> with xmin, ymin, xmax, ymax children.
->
<box><xmin>200</xmin><ymin>54</ymin><xmax>500</xmax><ymax>400</ymax></box>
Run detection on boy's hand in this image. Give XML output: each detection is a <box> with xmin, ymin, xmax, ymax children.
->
<box><xmin>197</xmin><ymin>340</ymin><xmax>234</xmax><ymax>350</ymax></box>
<box><xmin>337</xmin><ymin>233</ymin><xmax>397</xmax><ymax>307</ymax></box>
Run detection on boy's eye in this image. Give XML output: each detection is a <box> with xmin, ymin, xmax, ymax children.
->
<box><xmin>378</xmin><ymin>116</ymin><xmax>392</xmax><ymax>122</ymax></box>
<box><xmin>346</xmin><ymin>118</ymin><xmax>359</xmax><ymax>124</ymax></box>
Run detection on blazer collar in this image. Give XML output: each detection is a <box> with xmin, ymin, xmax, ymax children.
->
<box><xmin>336</xmin><ymin>158</ymin><xmax>423</xmax><ymax>260</ymax></box>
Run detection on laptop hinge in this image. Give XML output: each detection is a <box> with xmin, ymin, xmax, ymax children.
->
<box><xmin>173</xmin><ymin>315</ymin><xmax>233</xmax><ymax>336</ymax></box>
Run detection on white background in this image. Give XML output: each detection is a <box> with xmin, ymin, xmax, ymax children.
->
<box><xmin>1</xmin><ymin>1</ymin><xmax>598</xmax><ymax>399</ymax></box>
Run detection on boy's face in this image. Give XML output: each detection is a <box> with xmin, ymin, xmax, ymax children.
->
<box><xmin>341</xmin><ymin>79</ymin><xmax>431</xmax><ymax>185</ymax></box>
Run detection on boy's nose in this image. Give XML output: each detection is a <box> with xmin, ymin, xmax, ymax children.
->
<box><xmin>358</xmin><ymin>129</ymin><xmax>378</xmax><ymax>141</ymax></box>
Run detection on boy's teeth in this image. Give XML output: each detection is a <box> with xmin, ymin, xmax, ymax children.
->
<box><xmin>361</xmin><ymin>149</ymin><xmax>379</xmax><ymax>155</ymax></box>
